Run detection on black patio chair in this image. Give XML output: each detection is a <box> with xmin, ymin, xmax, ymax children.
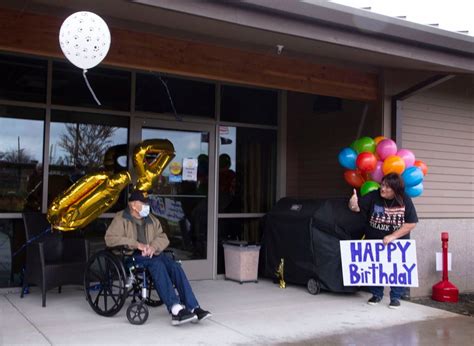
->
<box><xmin>21</xmin><ymin>212</ymin><xmax>89</xmax><ymax>307</ymax></box>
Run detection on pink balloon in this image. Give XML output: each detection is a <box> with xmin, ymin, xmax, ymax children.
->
<box><xmin>370</xmin><ymin>161</ymin><xmax>384</xmax><ymax>183</ymax></box>
<box><xmin>397</xmin><ymin>149</ymin><xmax>415</xmax><ymax>168</ymax></box>
<box><xmin>376</xmin><ymin>139</ymin><xmax>398</xmax><ymax>160</ymax></box>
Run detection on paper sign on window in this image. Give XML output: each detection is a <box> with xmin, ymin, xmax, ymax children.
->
<box><xmin>182</xmin><ymin>158</ymin><xmax>198</xmax><ymax>181</ymax></box>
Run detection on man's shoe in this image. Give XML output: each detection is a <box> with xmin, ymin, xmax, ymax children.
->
<box><xmin>367</xmin><ymin>296</ymin><xmax>382</xmax><ymax>305</ymax></box>
<box><xmin>389</xmin><ymin>299</ymin><xmax>401</xmax><ymax>309</ymax></box>
<box><xmin>171</xmin><ymin>308</ymin><xmax>197</xmax><ymax>326</ymax></box>
<box><xmin>192</xmin><ymin>307</ymin><xmax>212</xmax><ymax>323</ymax></box>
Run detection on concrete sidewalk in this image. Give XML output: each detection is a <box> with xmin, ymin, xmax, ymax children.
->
<box><xmin>0</xmin><ymin>279</ymin><xmax>471</xmax><ymax>345</ymax></box>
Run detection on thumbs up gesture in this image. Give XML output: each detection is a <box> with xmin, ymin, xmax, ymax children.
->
<box><xmin>349</xmin><ymin>189</ymin><xmax>359</xmax><ymax>212</ymax></box>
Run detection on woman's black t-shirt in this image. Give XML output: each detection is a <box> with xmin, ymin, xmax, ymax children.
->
<box><xmin>358</xmin><ymin>190</ymin><xmax>418</xmax><ymax>240</ymax></box>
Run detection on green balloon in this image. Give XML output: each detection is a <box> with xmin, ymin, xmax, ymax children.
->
<box><xmin>360</xmin><ymin>181</ymin><xmax>380</xmax><ymax>196</ymax></box>
<box><xmin>352</xmin><ymin>137</ymin><xmax>376</xmax><ymax>154</ymax></box>
<box><xmin>349</xmin><ymin>140</ymin><xmax>357</xmax><ymax>152</ymax></box>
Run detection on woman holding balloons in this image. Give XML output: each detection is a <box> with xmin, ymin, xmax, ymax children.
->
<box><xmin>348</xmin><ymin>172</ymin><xmax>418</xmax><ymax>309</ymax></box>
<box><xmin>338</xmin><ymin>135</ymin><xmax>427</xmax><ymax>308</ymax></box>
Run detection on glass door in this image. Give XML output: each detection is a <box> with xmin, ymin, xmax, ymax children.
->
<box><xmin>137</xmin><ymin>118</ymin><xmax>216</xmax><ymax>280</ymax></box>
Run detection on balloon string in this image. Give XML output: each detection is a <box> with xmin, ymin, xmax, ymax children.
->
<box><xmin>154</xmin><ymin>73</ymin><xmax>182</xmax><ymax>121</ymax></box>
<box><xmin>356</xmin><ymin>103</ymin><xmax>369</xmax><ymax>140</ymax></box>
<box><xmin>83</xmin><ymin>69</ymin><xmax>102</xmax><ymax>106</ymax></box>
<box><xmin>12</xmin><ymin>227</ymin><xmax>52</xmax><ymax>257</ymax></box>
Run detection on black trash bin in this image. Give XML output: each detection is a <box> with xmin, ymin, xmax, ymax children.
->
<box><xmin>262</xmin><ymin>197</ymin><xmax>365</xmax><ymax>294</ymax></box>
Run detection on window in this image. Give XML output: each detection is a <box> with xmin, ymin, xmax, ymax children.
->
<box><xmin>49</xmin><ymin>110</ymin><xmax>129</xmax><ymax>211</ymax></box>
<box><xmin>52</xmin><ymin>61</ymin><xmax>131</xmax><ymax>111</ymax></box>
<box><xmin>0</xmin><ymin>106</ymin><xmax>44</xmax><ymax>212</ymax></box>
<box><xmin>218</xmin><ymin>126</ymin><xmax>276</xmax><ymax>214</ymax></box>
<box><xmin>136</xmin><ymin>73</ymin><xmax>215</xmax><ymax>118</ymax></box>
<box><xmin>0</xmin><ymin>54</ymin><xmax>47</xmax><ymax>103</ymax></box>
<box><xmin>221</xmin><ymin>85</ymin><xmax>277</xmax><ymax>125</ymax></box>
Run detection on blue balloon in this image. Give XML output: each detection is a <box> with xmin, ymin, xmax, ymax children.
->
<box><xmin>402</xmin><ymin>166</ymin><xmax>424</xmax><ymax>187</ymax></box>
<box><xmin>338</xmin><ymin>147</ymin><xmax>357</xmax><ymax>170</ymax></box>
<box><xmin>405</xmin><ymin>182</ymin><xmax>423</xmax><ymax>198</ymax></box>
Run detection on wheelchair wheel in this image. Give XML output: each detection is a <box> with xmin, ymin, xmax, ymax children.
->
<box><xmin>84</xmin><ymin>250</ymin><xmax>128</xmax><ymax>316</ymax></box>
<box><xmin>127</xmin><ymin>302</ymin><xmax>149</xmax><ymax>325</ymax></box>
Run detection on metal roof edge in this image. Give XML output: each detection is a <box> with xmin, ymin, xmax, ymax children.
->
<box><xmin>235</xmin><ymin>0</ymin><xmax>474</xmax><ymax>56</ymax></box>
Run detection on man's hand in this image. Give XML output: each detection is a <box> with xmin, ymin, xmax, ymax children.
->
<box><xmin>143</xmin><ymin>245</ymin><xmax>156</xmax><ymax>258</ymax></box>
<box><xmin>349</xmin><ymin>188</ymin><xmax>359</xmax><ymax>212</ymax></box>
<box><xmin>136</xmin><ymin>243</ymin><xmax>158</xmax><ymax>257</ymax></box>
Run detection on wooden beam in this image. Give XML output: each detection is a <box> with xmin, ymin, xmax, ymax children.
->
<box><xmin>0</xmin><ymin>7</ymin><xmax>377</xmax><ymax>101</ymax></box>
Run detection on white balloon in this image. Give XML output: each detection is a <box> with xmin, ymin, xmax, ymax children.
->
<box><xmin>59</xmin><ymin>11</ymin><xmax>111</xmax><ymax>70</ymax></box>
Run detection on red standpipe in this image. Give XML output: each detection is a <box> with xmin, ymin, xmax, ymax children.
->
<box><xmin>432</xmin><ymin>232</ymin><xmax>459</xmax><ymax>302</ymax></box>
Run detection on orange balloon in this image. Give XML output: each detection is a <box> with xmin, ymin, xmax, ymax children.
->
<box><xmin>344</xmin><ymin>170</ymin><xmax>365</xmax><ymax>188</ymax></box>
<box><xmin>374</xmin><ymin>136</ymin><xmax>386</xmax><ymax>145</ymax></box>
<box><xmin>414</xmin><ymin>160</ymin><xmax>428</xmax><ymax>175</ymax></box>
<box><xmin>382</xmin><ymin>155</ymin><xmax>406</xmax><ymax>175</ymax></box>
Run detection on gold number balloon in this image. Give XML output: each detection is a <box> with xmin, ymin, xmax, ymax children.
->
<box><xmin>103</xmin><ymin>144</ymin><xmax>128</xmax><ymax>173</ymax></box>
<box><xmin>47</xmin><ymin>139</ymin><xmax>175</xmax><ymax>231</ymax></box>
<box><xmin>133</xmin><ymin>139</ymin><xmax>175</xmax><ymax>192</ymax></box>
<box><xmin>47</xmin><ymin>171</ymin><xmax>131</xmax><ymax>231</ymax></box>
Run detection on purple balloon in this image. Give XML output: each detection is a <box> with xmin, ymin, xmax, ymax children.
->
<box><xmin>376</xmin><ymin>139</ymin><xmax>398</xmax><ymax>160</ymax></box>
<box><xmin>370</xmin><ymin>161</ymin><xmax>384</xmax><ymax>183</ymax></box>
<box><xmin>397</xmin><ymin>149</ymin><xmax>415</xmax><ymax>168</ymax></box>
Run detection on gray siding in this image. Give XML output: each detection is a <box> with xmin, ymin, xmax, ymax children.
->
<box><xmin>401</xmin><ymin>75</ymin><xmax>474</xmax><ymax>218</ymax></box>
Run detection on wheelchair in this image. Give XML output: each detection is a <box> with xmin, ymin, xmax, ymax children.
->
<box><xmin>84</xmin><ymin>247</ymin><xmax>173</xmax><ymax>325</ymax></box>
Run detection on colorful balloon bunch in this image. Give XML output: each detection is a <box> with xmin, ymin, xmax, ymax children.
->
<box><xmin>338</xmin><ymin>136</ymin><xmax>428</xmax><ymax>197</ymax></box>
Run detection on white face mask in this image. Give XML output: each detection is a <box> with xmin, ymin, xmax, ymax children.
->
<box><xmin>138</xmin><ymin>204</ymin><xmax>150</xmax><ymax>218</ymax></box>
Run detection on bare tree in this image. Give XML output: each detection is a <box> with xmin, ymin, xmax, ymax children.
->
<box><xmin>58</xmin><ymin>123</ymin><xmax>117</xmax><ymax>168</ymax></box>
<box><xmin>1</xmin><ymin>147</ymin><xmax>35</xmax><ymax>163</ymax></box>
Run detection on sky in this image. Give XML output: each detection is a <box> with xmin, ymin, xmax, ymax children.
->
<box><xmin>307</xmin><ymin>0</ymin><xmax>474</xmax><ymax>36</ymax></box>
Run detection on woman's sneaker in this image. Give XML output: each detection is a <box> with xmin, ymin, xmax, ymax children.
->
<box><xmin>191</xmin><ymin>307</ymin><xmax>212</xmax><ymax>323</ymax></box>
<box><xmin>171</xmin><ymin>308</ymin><xmax>197</xmax><ymax>325</ymax></box>
<box><xmin>389</xmin><ymin>299</ymin><xmax>401</xmax><ymax>309</ymax></box>
<box><xmin>367</xmin><ymin>296</ymin><xmax>382</xmax><ymax>305</ymax></box>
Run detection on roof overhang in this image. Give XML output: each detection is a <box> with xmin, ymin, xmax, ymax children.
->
<box><xmin>2</xmin><ymin>0</ymin><xmax>473</xmax><ymax>73</ymax></box>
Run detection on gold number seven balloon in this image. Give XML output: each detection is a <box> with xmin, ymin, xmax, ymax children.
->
<box><xmin>47</xmin><ymin>139</ymin><xmax>175</xmax><ymax>231</ymax></box>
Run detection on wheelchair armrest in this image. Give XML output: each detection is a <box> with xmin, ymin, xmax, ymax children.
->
<box><xmin>106</xmin><ymin>245</ymin><xmax>133</xmax><ymax>257</ymax></box>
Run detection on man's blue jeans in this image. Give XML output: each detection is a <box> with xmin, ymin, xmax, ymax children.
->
<box><xmin>132</xmin><ymin>253</ymin><xmax>199</xmax><ymax>312</ymax></box>
<box><xmin>369</xmin><ymin>286</ymin><xmax>405</xmax><ymax>300</ymax></box>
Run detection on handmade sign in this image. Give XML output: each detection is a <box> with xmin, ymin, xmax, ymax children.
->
<box><xmin>340</xmin><ymin>239</ymin><xmax>418</xmax><ymax>287</ymax></box>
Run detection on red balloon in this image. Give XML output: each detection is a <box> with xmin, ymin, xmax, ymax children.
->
<box><xmin>356</xmin><ymin>152</ymin><xmax>377</xmax><ymax>173</ymax></box>
<box><xmin>357</xmin><ymin>170</ymin><xmax>370</xmax><ymax>182</ymax></box>
<box><xmin>344</xmin><ymin>170</ymin><xmax>365</xmax><ymax>188</ymax></box>
<box><xmin>414</xmin><ymin>160</ymin><xmax>428</xmax><ymax>175</ymax></box>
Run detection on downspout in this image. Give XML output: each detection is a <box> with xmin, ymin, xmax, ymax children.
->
<box><xmin>391</xmin><ymin>74</ymin><xmax>455</xmax><ymax>145</ymax></box>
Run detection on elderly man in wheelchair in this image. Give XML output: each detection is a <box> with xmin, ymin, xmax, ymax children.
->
<box><xmin>84</xmin><ymin>190</ymin><xmax>211</xmax><ymax>326</ymax></box>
